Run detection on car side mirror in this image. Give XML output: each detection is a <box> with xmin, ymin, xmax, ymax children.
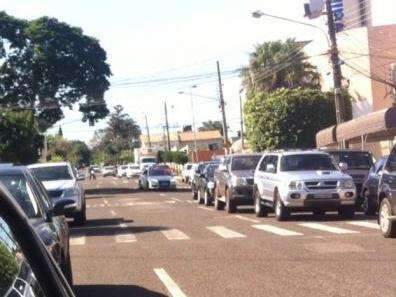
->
<box><xmin>53</xmin><ymin>199</ymin><xmax>76</xmax><ymax>216</ymax></box>
<box><xmin>339</xmin><ymin>162</ymin><xmax>348</xmax><ymax>172</ymax></box>
<box><xmin>266</xmin><ymin>164</ymin><xmax>276</xmax><ymax>173</ymax></box>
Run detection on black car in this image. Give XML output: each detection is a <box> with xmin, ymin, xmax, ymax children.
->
<box><xmin>0</xmin><ymin>166</ymin><xmax>74</xmax><ymax>284</ymax></box>
<box><xmin>191</xmin><ymin>161</ymin><xmax>220</xmax><ymax>200</ymax></box>
<box><xmin>360</xmin><ymin>156</ymin><xmax>387</xmax><ymax>215</ymax></box>
<box><xmin>0</xmin><ymin>183</ymin><xmax>75</xmax><ymax>297</ymax></box>
<box><xmin>197</xmin><ymin>163</ymin><xmax>219</xmax><ymax>206</ymax></box>
<box><xmin>378</xmin><ymin>147</ymin><xmax>396</xmax><ymax>238</ymax></box>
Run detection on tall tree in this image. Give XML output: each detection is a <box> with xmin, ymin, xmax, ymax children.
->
<box><xmin>57</xmin><ymin>126</ymin><xmax>63</xmax><ymax>137</ymax></box>
<box><xmin>241</xmin><ymin>39</ymin><xmax>320</xmax><ymax>95</ymax></box>
<box><xmin>0</xmin><ymin>11</ymin><xmax>111</xmax><ymax>130</ymax></box>
<box><xmin>198</xmin><ymin>120</ymin><xmax>223</xmax><ymax>135</ymax></box>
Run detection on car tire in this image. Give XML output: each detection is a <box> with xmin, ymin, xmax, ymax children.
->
<box><xmin>338</xmin><ymin>205</ymin><xmax>355</xmax><ymax>219</ymax></box>
<box><xmin>379</xmin><ymin>198</ymin><xmax>396</xmax><ymax>238</ymax></box>
<box><xmin>225</xmin><ymin>189</ymin><xmax>236</xmax><ymax>213</ymax></box>
<box><xmin>74</xmin><ymin>201</ymin><xmax>86</xmax><ymax>225</ymax></box>
<box><xmin>198</xmin><ymin>189</ymin><xmax>204</xmax><ymax>204</ymax></box>
<box><xmin>254</xmin><ymin>189</ymin><xmax>268</xmax><ymax>217</ymax></box>
<box><xmin>362</xmin><ymin>189</ymin><xmax>376</xmax><ymax>215</ymax></box>
<box><xmin>204</xmin><ymin>191</ymin><xmax>212</xmax><ymax>206</ymax></box>
<box><xmin>274</xmin><ymin>191</ymin><xmax>289</xmax><ymax>221</ymax></box>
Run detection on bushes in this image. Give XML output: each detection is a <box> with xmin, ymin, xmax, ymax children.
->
<box><xmin>157</xmin><ymin>151</ymin><xmax>188</xmax><ymax>164</ymax></box>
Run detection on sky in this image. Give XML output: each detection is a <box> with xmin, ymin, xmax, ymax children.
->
<box><xmin>1</xmin><ymin>0</ymin><xmax>394</xmax><ymax>144</ymax></box>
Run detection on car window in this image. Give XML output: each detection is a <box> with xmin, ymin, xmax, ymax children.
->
<box><xmin>0</xmin><ymin>217</ymin><xmax>46</xmax><ymax>296</ymax></box>
<box><xmin>231</xmin><ymin>155</ymin><xmax>261</xmax><ymax>171</ymax></box>
<box><xmin>280</xmin><ymin>154</ymin><xmax>336</xmax><ymax>171</ymax></box>
<box><xmin>0</xmin><ymin>174</ymin><xmax>41</xmax><ymax>219</ymax></box>
<box><xmin>265</xmin><ymin>155</ymin><xmax>278</xmax><ymax>173</ymax></box>
<box><xmin>30</xmin><ymin>166</ymin><xmax>73</xmax><ymax>181</ymax></box>
<box><xmin>29</xmin><ymin>174</ymin><xmax>53</xmax><ymax>213</ymax></box>
<box><xmin>328</xmin><ymin>151</ymin><xmax>373</xmax><ymax>170</ymax></box>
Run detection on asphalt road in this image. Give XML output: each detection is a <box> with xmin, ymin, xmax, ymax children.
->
<box><xmin>70</xmin><ymin>176</ymin><xmax>396</xmax><ymax>297</ymax></box>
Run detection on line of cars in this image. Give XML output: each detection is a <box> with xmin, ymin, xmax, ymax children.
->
<box><xmin>186</xmin><ymin>147</ymin><xmax>396</xmax><ymax>238</ymax></box>
<box><xmin>93</xmin><ymin>163</ymin><xmax>142</xmax><ymax>178</ymax></box>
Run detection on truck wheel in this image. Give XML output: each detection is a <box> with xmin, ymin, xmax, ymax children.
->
<box><xmin>204</xmin><ymin>191</ymin><xmax>212</xmax><ymax>206</ymax></box>
<box><xmin>362</xmin><ymin>189</ymin><xmax>376</xmax><ymax>215</ymax></box>
<box><xmin>274</xmin><ymin>191</ymin><xmax>289</xmax><ymax>221</ymax></box>
<box><xmin>225</xmin><ymin>189</ymin><xmax>236</xmax><ymax>213</ymax></box>
<box><xmin>338</xmin><ymin>205</ymin><xmax>355</xmax><ymax>219</ymax></box>
<box><xmin>379</xmin><ymin>198</ymin><xmax>396</xmax><ymax>238</ymax></box>
<box><xmin>254</xmin><ymin>189</ymin><xmax>267</xmax><ymax>217</ymax></box>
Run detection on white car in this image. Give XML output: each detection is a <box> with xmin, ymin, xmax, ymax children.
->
<box><xmin>28</xmin><ymin>162</ymin><xmax>86</xmax><ymax>225</ymax></box>
<box><xmin>126</xmin><ymin>164</ymin><xmax>141</xmax><ymax>178</ymax></box>
<box><xmin>253</xmin><ymin>150</ymin><xmax>356</xmax><ymax>220</ymax></box>
<box><xmin>182</xmin><ymin>163</ymin><xmax>193</xmax><ymax>183</ymax></box>
<box><xmin>117</xmin><ymin>165</ymin><xmax>128</xmax><ymax>178</ymax></box>
<box><xmin>102</xmin><ymin>166</ymin><xmax>116</xmax><ymax>177</ymax></box>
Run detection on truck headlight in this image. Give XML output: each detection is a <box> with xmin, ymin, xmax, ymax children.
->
<box><xmin>338</xmin><ymin>179</ymin><xmax>355</xmax><ymax>189</ymax></box>
<box><xmin>207</xmin><ymin>181</ymin><xmax>215</xmax><ymax>189</ymax></box>
<box><xmin>288</xmin><ymin>181</ymin><xmax>304</xmax><ymax>190</ymax></box>
<box><xmin>231</xmin><ymin>176</ymin><xmax>247</xmax><ymax>187</ymax></box>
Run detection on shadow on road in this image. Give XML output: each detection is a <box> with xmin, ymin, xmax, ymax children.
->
<box><xmin>85</xmin><ymin>188</ymin><xmax>138</xmax><ymax>196</ymax></box>
<box><xmin>74</xmin><ymin>284</ymin><xmax>167</xmax><ymax>297</ymax></box>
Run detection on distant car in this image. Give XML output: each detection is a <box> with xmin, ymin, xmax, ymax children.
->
<box><xmin>253</xmin><ymin>151</ymin><xmax>356</xmax><ymax>220</ymax></box>
<box><xmin>117</xmin><ymin>165</ymin><xmax>128</xmax><ymax>178</ymax></box>
<box><xmin>214</xmin><ymin>154</ymin><xmax>262</xmax><ymax>213</ymax></box>
<box><xmin>0</xmin><ymin>166</ymin><xmax>73</xmax><ymax>284</ymax></box>
<box><xmin>102</xmin><ymin>165</ymin><xmax>116</xmax><ymax>177</ymax></box>
<box><xmin>28</xmin><ymin>162</ymin><xmax>86</xmax><ymax>225</ymax></box>
<box><xmin>360</xmin><ymin>156</ymin><xmax>387</xmax><ymax>215</ymax></box>
<box><xmin>182</xmin><ymin>163</ymin><xmax>193</xmax><ymax>183</ymax></box>
<box><xmin>191</xmin><ymin>162</ymin><xmax>211</xmax><ymax>200</ymax></box>
<box><xmin>139</xmin><ymin>166</ymin><xmax>176</xmax><ymax>190</ymax></box>
<box><xmin>126</xmin><ymin>164</ymin><xmax>141</xmax><ymax>178</ymax></box>
<box><xmin>92</xmin><ymin>165</ymin><xmax>101</xmax><ymax>173</ymax></box>
<box><xmin>196</xmin><ymin>163</ymin><xmax>219</xmax><ymax>206</ymax></box>
<box><xmin>378</xmin><ymin>146</ymin><xmax>396</xmax><ymax>238</ymax></box>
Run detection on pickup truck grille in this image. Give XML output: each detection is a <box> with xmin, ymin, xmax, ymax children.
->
<box><xmin>305</xmin><ymin>181</ymin><xmax>337</xmax><ymax>190</ymax></box>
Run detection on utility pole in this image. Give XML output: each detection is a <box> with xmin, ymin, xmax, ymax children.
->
<box><xmin>216</xmin><ymin>61</ymin><xmax>229</xmax><ymax>153</ymax></box>
<box><xmin>164</xmin><ymin>101</ymin><xmax>171</xmax><ymax>151</ymax></box>
<box><xmin>325</xmin><ymin>0</ymin><xmax>346</xmax><ymax>125</ymax></box>
<box><xmin>239</xmin><ymin>89</ymin><xmax>244</xmax><ymax>151</ymax></box>
<box><xmin>189</xmin><ymin>93</ymin><xmax>198</xmax><ymax>162</ymax></box>
<box><xmin>144</xmin><ymin>114</ymin><xmax>151</xmax><ymax>148</ymax></box>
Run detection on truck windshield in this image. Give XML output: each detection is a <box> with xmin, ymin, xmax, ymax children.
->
<box><xmin>281</xmin><ymin>154</ymin><xmax>336</xmax><ymax>171</ymax></box>
<box><xmin>30</xmin><ymin>166</ymin><xmax>73</xmax><ymax>181</ymax></box>
<box><xmin>328</xmin><ymin>151</ymin><xmax>373</xmax><ymax>170</ymax></box>
<box><xmin>231</xmin><ymin>155</ymin><xmax>261</xmax><ymax>171</ymax></box>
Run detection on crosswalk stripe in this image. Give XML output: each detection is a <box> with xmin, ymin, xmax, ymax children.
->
<box><xmin>235</xmin><ymin>215</ymin><xmax>260</xmax><ymax>223</ymax></box>
<box><xmin>70</xmin><ymin>236</ymin><xmax>86</xmax><ymax>245</ymax></box>
<box><xmin>206</xmin><ymin>226</ymin><xmax>246</xmax><ymax>238</ymax></box>
<box><xmin>161</xmin><ymin>229</ymin><xmax>190</xmax><ymax>240</ymax></box>
<box><xmin>115</xmin><ymin>234</ymin><xmax>136</xmax><ymax>243</ymax></box>
<box><xmin>299</xmin><ymin>223</ymin><xmax>359</xmax><ymax>234</ymax></box>
<box><xmin>347</xmin><ymin>221</ymin><xmax>379</xmax><ymax>229</ymax></box>
<box><xmin>252</xmin><ymin>224</ymin><xmax>303</xmax><ymax>236</ymax></box>
<box><xmin>154</xmin><ymin>268</ymin><xmax>187</xmax><ymax>297</ymax></box>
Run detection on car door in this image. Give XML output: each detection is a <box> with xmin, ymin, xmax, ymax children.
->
<box><xmin>369</xmin><ymin>158</ymin><xmax>386</xmax><ymax>196</ymax></box>
<box><xmin>255</xmin><ymin>155</ymin><xmax>268</xmax><ymax>198</ymax></box>
<box><xmin>383</xmin><ymin>150</ymin><xmax>396</xmax><ymax>214</ymax></box>
<box><xmin>265</xmin><ymin>155</ymin><xmax>279</xmax><ymax>204</ymax></box>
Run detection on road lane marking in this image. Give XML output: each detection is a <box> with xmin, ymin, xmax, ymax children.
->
<box><xmin>103</xmin><ymin>199</ymin><xmax>109</xmax><ymax>205</ymax></box>
<box><xmin>110</xmin><ymin>209</ymin><xmax>116</xmax><ymax>216</ymax></box>
<box><xmin>159</xmin><ymin>193</ymin><xmax>167</xmax><ymax>197</ymax></box>
<box><xmin>347</xmin><ymin>221</ymin><xmax>379</xmax><ymax>229</ymax></box>
<box><xmin>206</xmin><ymin>226</ymin><xmax>246</xmax><ymax>238</ymax></box>
<box><xmin>154</xmin><ymin>268</ymin><xmax>187</xmax><ymax>297</ymax></box>
<box><xmin>252</xmin><ymin>224</ymin><xmax>303</xmax><ymax>236</ymax></box>
<box><xmin>119</xmin><ymin>223</ymin><xmax>128</xmax><ymax>228</ymax></box>
<box><xmin>161</xmin><ymin>229</ymin><xmax>190</xmax><ymax>240</ymax></box>
<box><xmin>70</xmin><ymin>236</ymin><xmax>86</xmax><ymax>246</ymax></box>
<box><xmin>186</xmin><ymin>201</ymin><xmax>193</xmax><ymax>204</ymax></box>
<box><xmin>115</xmin><ymin>234</ymin><xmax>136</xmax><ymax>243</ymax></box>
<box><xmin>86</xmin><ymin>205</ymin><xmax>91</xmax><ymax>208</ymax></box>
<box><xmin>198</xmin><ymin>206</ymin><xmax>214</xmax><ymax>211</ymax></box>
<box><xmin>171</xmin><ymin>197</ymin><xmax>182</xmax><ymax>202</ymax></box>
<box><xmin>299</xmin><ymin>223</ymin><xmax>359</xmax><ymax>234</ymax></box>
<box><xmin>235</xmin><ymin>215</ymin><xmax>260</xmax><ymax>223</ymax></box>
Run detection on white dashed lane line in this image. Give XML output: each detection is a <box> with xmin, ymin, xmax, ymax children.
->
<box><xmin>70</xmin><ymin>236</ymin><xmax>86</xmax><ymax>246</ymax></box>
<box><xmin>206</xmin><ymin>226</ymin><xmax>246</xmax><ymax>239</ymax></box>
<box><xmin>234</xmin><ymin>215</ymin><xmax>260</xmax><ymax>223</ymax></box>
<box><xmin>170</xmin><ymin>197</ymin><xmax>182</xmax><ymax>202</ymax></box>
<box><xmin>154</xmin><ymin>268</ymin><xmax>188</xmax><ymax>297</ymax></box>
<box><xmin>299</xmin><ymin>222</ymin><xmax>359</xmax><ymax>234</ymax></box>
<box><xmin>159</xmin><ymin>193</ymin><xmax>167</xmax><ymax>197</ymax></box>
<box><xmin>347</xmin><ymin>221</ymin><xmax>379</xmax><ymax>229</ymax></box>
<box><xmin>252</xmin><ymin>224</ymin><xmax>303</xmax><ymax>236</ymax></box>
<box><xmin>161</xmin><ymin>229</ymin><xmax>190</xmax><ymax>240</ymax></box>
<box><xmin>110</xmin><ymin>209</ymin><xmax>116</xmax><ymax>216</ymax></box>
<box><xmin>115</xmin><ymin>234</ymin><xmax>136</xmax><ymax>243</ymax></box>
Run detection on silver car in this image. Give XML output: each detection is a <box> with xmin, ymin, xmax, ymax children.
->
<box><xmin>139</xmin><ymin>166</ymin><xmax>176</xmax><ymax>190</ymax></box>
<box><xmin>253</xmin><ymin>150</ymin><xmax>356</xmax><ymax>221</ymax></box>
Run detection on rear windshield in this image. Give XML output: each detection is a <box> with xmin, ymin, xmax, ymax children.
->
<box><xmin>328</xmin><ymin>151</ymin><xmax>373</xmax><ymax>170</ymax></box>
<box><xmin>281</xmin><ymin>154</ymin><xmax>336</xmax><ymax>171</ymax></box>
<box><xmin>142</xmin><ymin>158</ymin><xmax>156</xmax><ymax>163</ymax></box>
<box><xmin>30</xmin><ymin>166</ymin><xmax>73</xmax><ymax>181</ymax></box>
<box><xmin>231</xmin><ymin>155</ymin><xmax>261</xmax><ymax>171</ymax></box>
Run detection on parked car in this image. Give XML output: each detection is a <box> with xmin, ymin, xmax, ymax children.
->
<box><xmin>214</xmin><ymin>154</ymin><xmax>262</xmax><ymax>213</ymax></box>
<box><xmin>191</xmin><ymin>162</ymin><xmax>210</xmax><ymax>200</ymax></box>
<box><xmin>139</xmin><ymin>165</ymin><xmax>176</xmax><ymax>190</ymax></box>
<box><xmin>188</xmin><ymin>163</ymin><xmax>199</xmax><ymax>185</ymax></box>
<box><xmin>102</xmin><ymin>165</ymin><xmax>116</xmax><ymax>177</ymax></box>
<box><xmin>253</xmin><ymin>150</ymin><xmax>356</xmax><ymax>220</ymax></box>
<box><xmin>0</xmin><ymin>166</ymin><xmax>73</xmax><ymax>284</ymax></box>
<box><xmin>92</xmin><ymin>165</ymin><xmax>101</xmax><ymax>173</ymax></box>
<box><xmin>196</xmin><ymin>163</ymin><xmax>219</xmax><ymax>206</ymax></box>
<box><xmin>360</xmin><ymin>156</ymin><xmax>388</xmax><ymax>215</ymax></box>
<box><xmin>0</xmin><ymin>183</ymin><xmax>75</xmax><ymax>296</ymax></box>
<box><xmin>28</xmin><ymin>162</ymin><xmax>86</xmax><ymax>225</ymax></box>
<box><xmin>116</xmin><ymin>165</ymin><xmax>128</xmax><ymax>178</ymax></box>
<box><xmin>378</xmin><ymin>146</ymin><xmax>396</xmax><ymax>238</ymax></box>
<box><xmin>126</xmin><ymin>164</ymin><xmax>141</xmax><ymax>178</ymax></box>
<box><xmin>182</xmin><ymin>163</ymin><xmax>193</xmax><ymax>183</ymax></box>
<box><xmin>323</xmin><ymin>149</ymin><xmax>374</xmax><ymax>206</ymax></box>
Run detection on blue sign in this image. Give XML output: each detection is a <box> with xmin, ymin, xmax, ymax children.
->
<box><xmin>331</xmin><ymin>0</ymin><xmax>344</xmax><ymax>32</ymax></box>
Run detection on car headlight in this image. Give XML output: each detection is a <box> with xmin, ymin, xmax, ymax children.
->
<box><xmin>288</xmin><ymin>181</ymin><xmax>304</xmax><ymax>190</ymax></box>
<box><xmin>338</xmin><ymin>179</ymin><xmax>355</xmax><ymax>189</ymax></box>
<box><xmin>170</xmin><ymin>178</ymin><xmax>176</xmax><ymax>184</ymax></box>
<box><xmin>207</xmin><ymin>181</ymin><xmax>215</xmax><ymax>189</ymax></box>
<box><xmin>63</xmin><ymin>187</ymin><xmax>78</xmax><ymax>197</ymax></box>
<box><xmin>231</xmin><ymin>176</ymin><xmax>247</xmax><ymax>187</ymax></box>
<box><xmin>150</xmin><ymin>179</ymin><xmax>159</xmax><ymax>185</ymax></box>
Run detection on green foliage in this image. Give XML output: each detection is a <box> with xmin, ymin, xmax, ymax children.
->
<box><xmin>0</xmin><ymin>243</ymin><xmax>18</xmax><ymax>295</ymax></box>
<box><xmin>47</xmin><ymin>135</ymin><xmax>90</xmax><ymax>166</ymax></box>
<box><xmin>157</xmin><ymin>151</ymin><xmax>188</xmax><ymax>164</ymax></box>
<box><xmin>0</xmin><ymin>11</ymin><xmax>111</xmax><ymax>129</ymax></box>
<box><xmin>0</xmin><ymin>111</ymin><xmax>43</xmax><ymax>164</ymax></box>
<box><xmin>198</xmin><ymin>120</ymin><xmax>223</xmax><ymax>135</ymax></box>
<box><xmin>244</xmin><ymin>88</ymin><xmax>351</xmax><ymax>151</ymax></box>
<box><xmin>241</xmin><ymin>39</ymin><xmax>320</xmax><ymax>94</ymax></box>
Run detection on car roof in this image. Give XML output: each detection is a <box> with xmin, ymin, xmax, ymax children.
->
<box><xmin>322</xmin><ymin>149</ymin><xmax>372</xmax><ymax>153</ymax></box>
<box><xmin>0</xmin><ymin>165</ymin><xmax>28</xmax><ymax>175</ymax></box>
<box><xmin>28</xmin><ymin>162</ymin><xmax>70</xmax><ymax>168</ymax></box>
<box><xmin>229</xmin><ymin>153</ymin><xmax>262</xmax><ymax>158</ymax></box>
<box><xmin>267</xmin><ymin>150</ymin><xmax>330</xmax><ymax>156</ymax></box>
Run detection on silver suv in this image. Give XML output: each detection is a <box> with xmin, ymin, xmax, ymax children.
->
<box><xmin>253</xmin><ymin>150</ymin><xmax>356</xmax><ymax>221</ymax></box>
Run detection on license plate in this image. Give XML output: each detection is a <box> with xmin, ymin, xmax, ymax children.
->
<box><xmin>314</xmin><ymin>193</ymin><xmax>332</xmax><ymax>199</ymax></box>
